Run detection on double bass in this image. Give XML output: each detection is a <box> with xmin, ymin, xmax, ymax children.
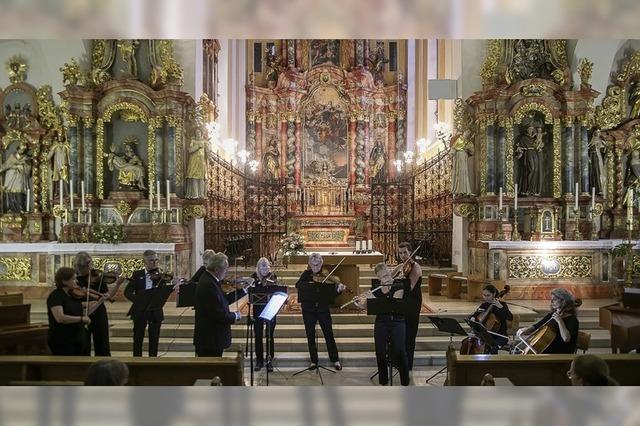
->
<box><xmin>460</xmin><ymin>285</ymin><xmax>511</xmax><ymax>354</ymax></box>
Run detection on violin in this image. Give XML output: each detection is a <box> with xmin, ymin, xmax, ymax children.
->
<box><xmin>69</xmin><ymin>286</ymin><xmax>105</xmax><ymax>301</ymax></box>
<box><xmin>148</xmin><ymin>269</ymin><xmax>175</xmax><ymax>283</ymax></box>
<box><xmin>88</xmin><ymin>268</ymin><xmax>118</xmax><ymax>286</ymax></box>
<box><xmin>221</xmin><ymin>276</ymin><xmax>253</xmax><ymax>293</ymax></box>
<box><xmin>311</xmin><ymin>268</ymin><xmax>353</xmax><ymax>294</ymax></box>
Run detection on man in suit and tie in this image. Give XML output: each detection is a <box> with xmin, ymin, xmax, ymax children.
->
<box><xmin>194</xmin><ymin>250</ymin><xmax>246</xmax><ymax>357</ymax></box>
<box><xmin>125</xmin><ymin>250</ymin><xmax>179</xmax><ymax>357</ymax></box>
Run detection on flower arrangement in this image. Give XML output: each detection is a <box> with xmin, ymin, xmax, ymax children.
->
<box><xmin>92</xmin><ymin>223</ymin><xmax>125</xmax><ymax>244</ymax></box>
<box><xmin>280</xmin><ymin>232</ymin><xmax>306</xmax><ymax>258</ymax></box>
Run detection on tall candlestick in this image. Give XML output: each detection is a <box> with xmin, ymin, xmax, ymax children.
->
<box><xmin>628</xmin><ymin>191</ymin><xmax>634</xmax><ymax>230</ymax></box>
<box><xmin>156</xmin><ymin>180</ymin><xmax>161</xmax><ymax>210</ymax></box>
<box><xmin>60</xmin><ymin>180</ymin><xmax>64</xmax><ymax>207</ymax></box>
<box><xmin>149</xmin><ymin>189</ymin><xmax>153</xmax><ymax>211</ymax></box>
<box><xmin>498</xmin><ymin>187</ymin><xmax>503</xmax><ymax>212</ymax></box>
<box><xmin>81</xmin><ymin>180</ymin><xmax>86</xmax><ymax>211</ymax></box>
<box><xmin>166</xmin><ymin>180</ymin><xmax>171</xmax><ymax>211</ymax></box>
<box><xmin>26</xmin><ymin>188</ymin><xmax>30</xmax><ymax>213</ymax></box>
<box><xmin>514</xmin><ymin>184</ymin><xmax>518</xmax><ymax>210</ymax></box>
<box><xmin>591</xmin><ymin>187</ymin><xmax>595</xmax><ymax>210</ymax></box>
<box><xmin>575</xmin><ymin>182</ymin><xmax>579</xmax><ymax>210</ymax></box>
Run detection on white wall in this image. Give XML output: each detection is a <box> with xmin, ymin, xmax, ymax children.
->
<box><xmin>173</xmin><ymin>39</ymin><xmax>197</xmax><ymax>98</ymax></box>
<box><xmin>459</xmin><ymin>40</ymin><xmax>485</xmax><ymax>99</ymax></box>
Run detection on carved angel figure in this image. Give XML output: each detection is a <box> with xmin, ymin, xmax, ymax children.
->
<box><xmin>47</xmin><ymin>132</ymin><xmax>71</xmax><ymax>183</ymax></box>
<box><xmin>0</xmin><ymin>144</ymin><xmax>31</xmax><ymax>212</ymax></box>
<box><xmin>263</xmin><ymin>137</ymin><xmax>281</xmax><ymax>180</ymax></box>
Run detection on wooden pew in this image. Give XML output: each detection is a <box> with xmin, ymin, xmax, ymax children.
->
<box><xmin>428</xmin><ymin>273</ymin><xmax>447</xmax><ymax>296</ymax></box>
<box><xmin>0</xmin><ymin>304</ymin><xmax>49</xmax><ymax>355</ymax></box>
<box><xmin>0</xmin><ymin>353</ymin><xmax>245</xmax><ymax>386</ymax></box>
<box><xmin>446</xmin><ymin>349</ymin><xmax>640</xmax><ymax>385</ymax></box>
<box><xmin>0</xmin><ymin>293</ymin><xmax>23</xmax><ymax>306</ymax></box>
<box><xmin>0</xmin><ymin>304</ymin><xmax>31</xmax><ymax>328</ymax></box>
<box><xmin>446</xmin><ymin>273</ymin><xmax>465</xmax><ymax>299</ymax></box>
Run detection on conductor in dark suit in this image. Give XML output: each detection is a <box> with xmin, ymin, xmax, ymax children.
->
<box><xmin>194</xmin><ymin>250</ymin><xmax>246</xmax><ymax>357</ymax></box>
<box><xmin>124</xmin><ymin>249</ymin><xmax>180</xmax><ymax>357</ymax></box>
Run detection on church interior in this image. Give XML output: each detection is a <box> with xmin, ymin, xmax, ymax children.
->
<box><xmin>0</xmin><ymin>38</ymin><xmax>638</xmax><ymax>388</ymax></box>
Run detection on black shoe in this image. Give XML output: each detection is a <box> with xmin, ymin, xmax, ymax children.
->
<box><xmin>266</xmin><ymin>362</ymin><xmax>274</xmax><ymax>372</ymax></box>
<box><xmin>309</xmin><ymin>363</ymin><xmax>317</xmax><ymax>370</ymax></box>
<box><xmin>254</xmin><ymin>361</ymin><xmax>264</xmax><ymax>371</ymax></box>
<box><xmin>334</xmin><ymin>361</ymin><xmax>342</xmax><ymax>371</ymax></box>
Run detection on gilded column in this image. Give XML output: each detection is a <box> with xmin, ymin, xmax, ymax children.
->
<box><xmin>295</xmin><ymin>115</ymin><xmax>302</xmax><ymax>185</ymax></box>
<box><xmin>254</xmin><ymin>116</ymin><xmax>263</xmax><ymax>176</ymax></box>
<box><xmin>607</xmin><ymin>143</ymin><xmax>615</xmax><ymax>207</ymax></box>
<box><xmin>504</xmin><ymin>118</ymin><xmax>514</xmax><ymax>196</ymax></box>
<box><xmin>167</xmin><ymin>116</ymin><xmax>184</xmax><ymax>193</ymax></box>
<box><xmin>496</xmin><ymin>123</ymin><xmax>506</xmax><ymax>192</ymax></box>
<box><xmin>68</xmin><ymin>117</ymin><xmax>79</xmax><ymax>195</ymax></box>
<box><xmin>286</xmin><ymin>115</ymin><xmax>296</xmax><ymax>184</ymax></box>
<box><xmin>364</xmin><ymin>116</ymin><xmax>370</xmax><ymax>182</ymax></box>
<box><xmin>387</xmin><ymin>112</ymin><xmax>397</xmax><ymax>181</ymax></box>
<box><xmin>355</xmin><ymin>119</ymin><xmax>366</xmax><ymax>184</ymax></box>
<box><xmin>82</xmin><ymin>117</ymin><xmax>95</xmax><ymax>195</ymax></box>
<box><xmin>486</xmin><ymin>121</ymin><xmax>495</xmax><ymax>194</ymax></box>
<box><xmin>96</xmin><ymin>118</ymin><xmax>105</xmax><ymax>199</ymax></box>
<box><xmin>553</xmin><ymin>119</ymin><xmax>562</xmax><ymax>198</ymax></box>
<box><xmin>562</xmin><ymin>117</ymin><xmax>574</xmax><ymax>194</ymax></box>
<box><xmin>479</xmin><ymin>117</ymin><xmax>488</xmax><ymax>196</ymax></box>
<box><xmin>615</xmin><ymin>146</ymin><xmax>624</xmax><ymax>209</ymax></box>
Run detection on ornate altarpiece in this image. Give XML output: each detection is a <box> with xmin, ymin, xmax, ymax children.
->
<box><xmin>246</xmin><ymin>40</ymin><xmax>407</xmax><ymax>246</ymax></box>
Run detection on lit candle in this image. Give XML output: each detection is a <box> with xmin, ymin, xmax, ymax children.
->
<box><xmin>367</xmin><ymin>239</ymin><xmax>373</xmax><ymax>251</ymax></box>
<box><xmin>149</xmin><ymin>189</ymin><xmax>153</xmax><ymax>211</ymax></box>
<box><xmin>498</xmin><ymin>187</ymin><xmax>503</xmax><ymax>212</ymax></box>
<box><xmin>69</xmin><ymin>179</ymin><xmax>73</xmax><ymax>211</ymax></box>
<box><xmin>591</xmin><ymin>187</ymin><xmax>595</xmax><ymax>210</ymax></box>
<box><xmin>26</xmin><ymin>188</ymin><xmax>30</xmax><ymax>213</ymax></box>
<box><xmin>166</xmin><ymin>180</ymin><xmax>171</xmax><ymax>211</ymax></box>
<box><xmin>156</xmin><ymin>180</ymin><xmax>161</xmax><ymax>210</ymax></box>
<box><xmin>514</xmin><ymin>184</ymin><xmax>518</xmax><ymax>211</ymax></box>
<box><xmin>81</xmin><ymin>180</ymin><xmax>86</xmax><ymax>211</ymax></box>
<box><xmin>575</xmin><ymin>182</ymin><xmax>579</xmax><ymax>210</ymax></box>
<box><xmin>60</xmin><ymin>180</ymin><xmax>64</xmax><ymax>207</ymax></box>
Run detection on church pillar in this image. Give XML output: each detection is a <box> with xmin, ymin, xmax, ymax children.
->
<box><xmin>355</xmin><ymin>120</ymin><xmax>366</xmax><ymax>184</ymax></box>
<box><xmin>504</xmin><ymin>118</ymin><xmax>515</xmax><ymax>197</ymax></box>
<box><xmin>68</xmin><ymin>120</ymin><xmax>79</xmax><ymax>196</ymax></box>
<box><xmin>155</xmin><ymin>126</ymin><xmax>164</xmax><ymax>188</ymax></box>
<box><xmin>364</xmin><ymin>117</ymin><xmax>370</xmax><ymax>182</ymax></box>
<box><xmin>286</xmin><ymin>40</ymin><xmax>295</xmax><ymax>68</ymax></box>
<box><xmin>355</xmin><ymin>40</ymin><xmax>365</xmax><ymax>67</ymax></box>
<box><xmin>496</xmin><ymin>125</ymin><xmax>506</xmax><ymax>191</ymax></box>
<box><xmin>486</xmin><ymin>123</ymin><xmax>496</xmax><ymax>194</ymax></box>
<box><xmin>563</xmin><ymin>119</ymin><xmax>574</xmax><ymax>194</ymax></box>
<box><xmin>82</xmin><ymin>118</ymin><xmax>95</xmax><ymax>195</ymax></box>
<box><xmin>294</xmin><ymin>117</ymin><xmax>302</xmax><ymax>185</ymax></box>
<box><xmin>286</xmin><ymin>119</ymin><xmax>296</xmax><ymax>184</ymax></box>
<box><xmin>348</xmin><ymin>117</ymin><xmax>357</xmax><ymax>185</ymax></box>
<box><xmin>579</xmin><ymin>123</ymin><xmax>589</xmax><ymax>194</ymax></box>
<box><xmin>387</xmin><ymin>115</ymin><xmax>397</xmax><ymax>180</ymax></box>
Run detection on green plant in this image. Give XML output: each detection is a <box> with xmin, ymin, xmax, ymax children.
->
<box><xmin>92</xmin><ymin>223</ymin><xmax>125</xmax><ymax>244</ymax></box>
<box><xmin>280</xmin><ymin>232</ymin><xmax>306</xmax><ymax>259</ymax></box>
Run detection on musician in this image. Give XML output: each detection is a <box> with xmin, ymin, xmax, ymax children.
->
<box><xmin>74</xmin><ymin>252</ymin><xmax>112</xmax><ymax>356</ymax></box>
<box><xmin>295</xmin><ymin>252</ymin><xmax>346</xmax><ymax>371</ymax></box>
<box><xmin>194</xmin><ymin>250</ymin><xmax>246</xmax><ymax>357</ymax></box>
<box><xmin>46</xmin><ymin>267</ymin><xmax>91</xmax><ymax>355</ymax></box>
<box><xmin>125</xmin><ymin>250</ymin><xmax>180</xmax><ymax>357</ymax></box>
<box><xmin>250</xmin><ymin>257</ymin><xmax>278</xmax><ymax>372</ymax></box>
<box><xmin>369</xmin><ymin>263</ymin><xmax>410</xmax><ymax>386</ymax></box>
<box><xmin>516</xmin><ymin>288</ymin><xmax>580</xmax><ymax>354</ymax></box>
<box><xmin>397</xmin><ymin>242</ymin><xmax>422</xmax><ymax>370</ymax></box>
<box><xmin>470</xmin><ymin>284</ymin><xmax>513</xmax><ymax>353</ymax></box>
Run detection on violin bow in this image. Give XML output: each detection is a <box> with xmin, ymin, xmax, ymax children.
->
<box><xmin>320</xmin><ymin>257</ymin><xmax>346</xmax><ymax>284</ymax></box>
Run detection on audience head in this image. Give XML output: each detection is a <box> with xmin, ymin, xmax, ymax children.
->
<box><xmin>84</xmin><ymin>359</ymin><xmax>129</xmax><ymax>386</ymax></box>
<box><xmin>143</xmin><ymin>250</ymin><xmax>160</xmax><ymax>271</ymax></box>
<box><xmin>54</xmin><ymin>267</ymin><xmax>77</xmax><ymax>291</ymax></box>
<box><xmin>308</xmin><ymin>253</ymin><xmax>323</xmax><ymax>273</ymax></box>
<box><xmin>205</xmin><ymin>251</ymin><xmax>229</xmax><ymax>279</ymax></box>
<box><xmin>74</xmin><ymin>252</ymin><xmax>93</xmax><ymax>276</ymax></box>
<box><xmin>568</xmin><ymin>354</ymin><xmax>618</xmax><ymax>386</ymax></box>
<box><xmin>256</xmin><ymin>257</ymin><xmax>271</xmax><ymax>278</ymax></box>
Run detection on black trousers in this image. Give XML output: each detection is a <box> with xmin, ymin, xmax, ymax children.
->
<box><xmin>375</xmin><ymin>317</ymin><xmax>410</xmax><ymax>386</ymax></box>
<box><xmin>48</xmin><ymin>332</ymin><xmax>87</xmax><ymax>356</ymax></box>
<box><xmin>254</xmin><ymin>317</ymin><xmax>276</xmax><ymax>362</ymax></box>
<box><xmin>404</xmin><ymin>313</ymin><xmax>420</xmax><ymax>370</ymax></box>
<box><xmin>302</xmin><ymin>310</ymin><xmax>339</xmax><ymax>363</ymax></box>
<box><xmin>87</xmin><ymin>305</ymin><xmax>111</xmax><ymax>356</ymax></box>
<box><xmin>133</xmin><ymin>317</ymin><xmax>162</xmax><ymax>357</ymax></box>
<box><xmin>196</xmin><ymin>346</ymin><xmax>224</xmax><ymax>357</ymax></box>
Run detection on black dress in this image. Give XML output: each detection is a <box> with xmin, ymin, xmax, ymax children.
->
<box><xmin>531</xmin><ymin>313</ymin><xmax>579</xmax><ymax>354</ymax></box>
<box><xmin>404</xmin><ymin>269</ymin><xmax>422</xmax><ymax>370</ymax></box>
<box><xmin>77</xmin><ymin>272</ymin><xmax>111</xmax><ymax>356</ymax></box>
<box><xmin>475</xmin><ymin>301</ymin><xmax>513</xmax><ymax>351</ymax></box>
<box><xmin>46</xmin><ymin>288</ymin><xmax>87</xmax><ymax>355</ymax></box>
<box><xmin>250</xmin><ymin>272</ymin><xmax>278</xmax><ymax>363</ymax></box>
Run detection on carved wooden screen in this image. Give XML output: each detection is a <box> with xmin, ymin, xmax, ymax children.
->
<box><xmin>413</xmin><ymin>150</ymin><xmax>453</xmax><ymax>266</ymax></box>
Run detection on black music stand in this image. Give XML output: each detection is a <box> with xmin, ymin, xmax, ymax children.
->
<box><xmin>175</xmin><ymin>266</ymin><xmax>205</xmax><ymax>308</ymax></box>
<box><xmin>293</xmin><ymin>281</ymin><xmax>339</xmax><ymax>384</ymax></box>
<box><xmin>465</xmin><ymin>318</ymin><xmax>499</xmax><ymax>352</ymax></box>
<box><xmin>425</xmin><ymin>316</ymin><xmax>467</xmax><ymax>384</ymax></box>
<box><xmin>258</xmin><ymin>291</ymin><xmax>288</xmax><ymax>386</ymax></box>
<box><xmin>366</xmin><ymin>294</ymin><xmax>410</xmax><ymax>386</ymax></box>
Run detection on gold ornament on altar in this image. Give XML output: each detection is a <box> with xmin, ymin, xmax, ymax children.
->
<box><xmin>183</xmin><ymin>205</ymin><xmax>206</xmax><ymax>221</ymax></box>
<box><xmin>0</xmin><ymin>257</ymin><xmax>32</xmax><ymax>281</ymax></box>
<box><xmin>105</xmin><ymin>136</ymin><xmax>147</xmax><ymax>190</ymax></box>
<box><xmin>578</xmin><ymin>58</ymin><xmax>594</xmax><ymax>87</ymax></box>
<box><xmin>5</xmin><ymin>55</ymin><xmax>27</xmax><ymax>84</ymax></box>
<box><xmin>117</xmin><ymin>39</ymin><xmax>139</xmax><ymax>78</ymax></box>
<box><xmin>115</xmin><ymin>200</ymin><xmax>132</xmax><ymax>217</ymax></box>
<box><xmin>60</xmin><ymin>58</ymin><xmax>82</xmax><ymax>86</ymax></box>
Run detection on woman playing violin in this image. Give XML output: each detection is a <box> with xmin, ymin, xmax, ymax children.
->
<box><xmin>470</xmin><ymin>284</ymin><xmax>513</xmax><ymax>353</ymax></box>
<box><xmin>47</xmin><ymin>267</ymin><xmax>91</xmax><ymax>355</ymax></box>
<box><xmin>516</xmin><ymin>288</ymin><xmax>580</xmax><ymax>354</ymax></box>
<box><xmin>250</xmin><ymin>257</ymin><xmax>278</xmax><ymax>372</ymax></box>
<box><xmin>75</xmin><ymin>252</ymin><xmax>113</xmax><ymax>356</ymax></box>
<box><xmin>397</xmin><ymin>242</ymin><xmax>422</xmax><ymax>371</ymax></box>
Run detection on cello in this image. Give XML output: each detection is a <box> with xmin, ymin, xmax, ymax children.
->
<box><xmin>517</xmin><ymin>299</ymin><xmax>582</xmax><ymax>354</ymax></box>
<box><xmin>460</xmin><ymin>285</ymin><xmax>511</xmax><ymax>354</ymax></box>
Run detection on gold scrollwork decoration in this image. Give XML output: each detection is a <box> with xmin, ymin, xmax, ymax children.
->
<box><xmin>6</xmin><ymin>55</ymin><xmax>28</xmax><ymax>84</ymax></box>
<box><xmin>36</xmin><ymin>85</ymin><xmax>62</xmax><ymax>131</ymax></box>
<box><xmin>615</xmin><ymin>51</ymin><xmax>640</xmax><ymax>83</ymax></box>
<box><xmin>479</xmin><ymin>120</ymin><xmax>488</xmax><ymax>195</ymax></box>
<box><xmin>115</xmin><ymin>200</ymin><xmax>132</xmax><ymax>217</ymax></box>
<box><xmin>508</xmin><ymin>255</ymin><xmax>592</xmax><ymax>279</ymax></box>
<box><xmin>578</xmin><ymin>58</ymin><xmax>594</xmax><ymax>87</ymax></box>
<box><xmin>453</xmin><ymin>203</ymin><xmax>476</xmax><ymax>218</ymax></box>
<box><xmin>0</xmin><ymin>257</ymin><xmax>32</xmax><ymax>281</ymax></box>
<box><xmin>147</xmin><ymin>116</ymin><xmax>163</xmax><ymax>197</ymax></box>
<box><xmin>504</xmin><ymin>117</ymin><xmax>514</xmax><ymax>196</ymax></box>
<box><xmin>183</xmin><ymin>204</ymin><xmax>206</xmax><ymax>221</ymax></box>
<box><xmin>520</xmin><ymin>83</ymin><xmax>546</xmax><ymax>97</ymax></box>
<box><xmin>480</xmin><ymin>40</ymin><xmax>502</xmax><ymax>86</ymax></box>
<box><xmin>92</xmin><ymin>257</ymin><xmax>145</xmax><ymax>280</ymax></box>
<box><xmin>60</xmin><ymin>58</ymin><xmax>82</xmax><ymax>86</ymax></box>
<box><xmin>513</xmin><ymin>102</ymin><xmax>553</xmax><ymax>124</ymax></box>
<box><xmin>553</xmin><ymin>119</ymin><xmax>562</xmax><ymax>198</ymax></box>
<box><xmin>595</xmin><ymin>85</ymin><xmax>625</xmax><ymax>130</ymax></box>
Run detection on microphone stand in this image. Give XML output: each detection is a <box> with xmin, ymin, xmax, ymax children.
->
<box><xmin>245</xmin><ymin>277</ymin><xmax>255</xmax><ymax>386</ymax></box>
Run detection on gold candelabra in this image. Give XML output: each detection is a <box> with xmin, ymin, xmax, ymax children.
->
<box><xmin>573</xmin><ymin>208</ymin><xmax>583</xmax><ymax>241</ymax></box>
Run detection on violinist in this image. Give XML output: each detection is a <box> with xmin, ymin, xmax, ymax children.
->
<box><xmin>75</xmin><ymin>252</ymin><xmax>113</xmax><ymax>356</ymax></box>
<box><xmin>397</xmin><ymin>242</ymin><xmax>422</xmax><ymax>371</ymax></box>
<box><xmin>250</xmin><ymin>257</ymin><xmax>278</xmax><ymax>372</ymax></box>
<box><xmin>295</xmin><ymin>253</ymin><xmax>346</xmax><ymax>371</ymax></box>
<box><xmin>469</xmin><ymin>284</ymin><xmax>513</xmax><ymax>353</ymax></box>
<box><xmin>516</xmin><ymin>288</ymin><xmax>580</xmax><ymax>354</ymax></box>
<box><xmin>125</xmin><ymin>250</ymin><xmax>182</xmax><ymax>357</ymax></box>
<box><xmin>46</xmin><ymin>267</ymin><xmax>91</xmax><ymax>355</ymax></box>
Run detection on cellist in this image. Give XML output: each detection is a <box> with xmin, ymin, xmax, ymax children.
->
<box><xmin>516</xmin><ymin>288</ymin><xmax>580</xmax><ymax>354</ymax></box>
<box><xmin>470</xmin><ymin>284</ymin><xmax>513</xmax><ymax>353</ymax></box>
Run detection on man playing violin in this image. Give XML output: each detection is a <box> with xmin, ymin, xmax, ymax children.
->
<box><xmin>250</xmin><ymin>257</ymin><xmax>278</xmax><ymax>372</ymax></box>
<box><xmin>469</xmin><ymin>284</ymin><xmax>513</xmax><ymax>354</ymax></box>
<box><xmin>125</xmin><ymin>250</ymin><xmax>182</xmax><ymax>357</ymax></box>
<box><xmin>516</xmin><ymin>288</ymin><xmax>580</xmax><ymax>354</ymax></box>
<box><xmin>75</xmin><ymin>252</ymin><xmax>113</xmax><ymax>356</ymax></box>
<box><xmin>397</xmin><ymin>242</ymin><xmax>422</xmax><ymax>370</ymax></box>
<box><xmin>194</xmin><ymin>250</ymin><xmax>247</xmax><ymax>357</ymax></box>
<box><xmin>296</xmin><ymin>252</ymin><xmax>346</xmax><ymax>371</ymax></box>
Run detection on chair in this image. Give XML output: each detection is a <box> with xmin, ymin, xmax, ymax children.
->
<box><xmin>575</xmin><ymin>331</ymin><xmax>591</xmax><ymax>353</ymax></box>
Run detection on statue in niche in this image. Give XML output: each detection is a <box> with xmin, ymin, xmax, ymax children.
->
<box><xmin>366</xmin><ymin>44</ymin><xmax>389</xmax><ymax>84</ymax></box>
<box><xmin>588</xmin><ymin>130</ymin><xmax>607</xmax><ymax>197</ymax></box>
<box><xmin>451</xmin><ymin>129</ymin><xmax>474</xmax><ymax>196</ymax></box>
<box><xmin>47</xmin><ymin>131</ymin><xmax>71</xmax><ymax>187</ymax></box>
<box><xmin>262</xmin><ymin>137</ymin><xmax>281</xmax><ymax>180</ymax></box>
<box><xmin>630</xmin><ymin>82</ymin><xmax>640</xmax><ymax>119</ymax></box>
<box><xmin>265</xmin><ymin>45</ymin><xmax>283</xmax><ymax>87</ymax></box>
<box><xmin>624</xmin><ymin>147</ymin><xmax>640</xmax><ymax>205</ymax></box>
<box><xmin>516</xmin><ymin>123</ymin><xmax>545</xmax><ymax>196</ymax></box>
<box><xmin>0</xmin><ymin>144</ymin><xmax>31</xmax><ymax>213</ymax></box>
<box><xmin>185</xmin><ymin>128</ymin><xmax>207</xmax><ymax>199</ymax></box>
<box><xmin>368</xmin><ymin>135</ymin><xmax>386</xmax><ymax>181</ymax></box>
<box><xmin>117</xmin><ymin>39</ymin><xmax>139</xmax><ymax>78</ymax></box>
<box><xmin>105</xmin><ymin>137</ymin><xmax>147</xmax><ymax>190</ymax></box>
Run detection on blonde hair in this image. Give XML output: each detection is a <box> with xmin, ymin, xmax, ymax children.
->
<box><xmin>256</xmin><ymin>257</ymin><xmax>271</xmax><ymax>278</ymax></box>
